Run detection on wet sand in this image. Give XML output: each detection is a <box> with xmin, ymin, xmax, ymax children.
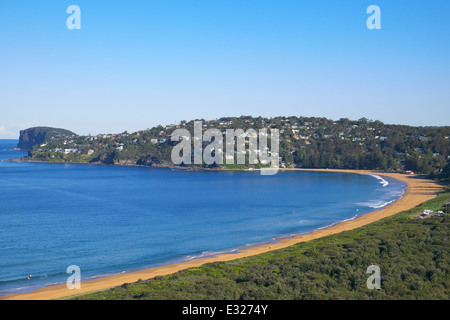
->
<box><xmin>1</xmin><ymin>169</ymin><xmax>443</xmax><ymax>300</ymax></box>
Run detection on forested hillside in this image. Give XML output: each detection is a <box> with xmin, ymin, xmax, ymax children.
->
<box><xmin>23</xmin><ymin>116</ymin><xmax>450</xmax><ymax>177</ymax></box>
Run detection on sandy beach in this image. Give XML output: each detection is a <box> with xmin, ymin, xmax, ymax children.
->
<box><xmin>1</xmin><ymin>169</ymin><xmax>443</xmax><ymax>300</ymax></box>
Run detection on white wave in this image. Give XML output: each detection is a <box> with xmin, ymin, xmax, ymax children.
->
<box><xmin>358</xmin><ymin>199</ymin><xmax>396</xmax><ymax>209</ymax></box>
<box><xmin>315</xmin><ymin>222</ymin><xmax>340</xmax><ymax>230</ymax></box>
<box><xmin>315</xmin><ymin>214</ymin><xmax>360</xmax><ymax>231</ymax></box>
<box><xmin>181</xmin><ymin>250</ymin><xmax>229</xmax><ymax>262</ymax></box>
<box><xmin>183</xmin><ymin>256</ymin><xmax>195</xmax><ymax>261</ymax></box>
<box><xmin>369</xmin><ymin>174</ymin><xmax>389</xmax><ymax>187</ymax></box>
<box><xmin>341</xmin><ymin>214</ymin><xmax>359</xmax><ymax>222</ymax></box>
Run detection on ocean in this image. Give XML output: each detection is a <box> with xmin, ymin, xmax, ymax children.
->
<box><xmin>0</xmin><ymin>139</ymin><xmax>407</xmax><ymax>296</ymax></box>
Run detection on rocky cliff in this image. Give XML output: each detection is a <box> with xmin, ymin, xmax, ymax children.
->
<box><xmin>18</xmin><ymin>127</ymin><xmax>77</xmax><ymax>150</ymax></box>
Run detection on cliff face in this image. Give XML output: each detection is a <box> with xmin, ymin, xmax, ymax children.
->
<box><xmin>18</xmin><ymin>127</ymin><xmax>77</xmax><ymax>150</ymax></box>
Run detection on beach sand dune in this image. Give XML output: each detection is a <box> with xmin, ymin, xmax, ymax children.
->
<box><xmin>1</xmin><ymin>169</ymin><xmax>443</xmax><ymax>300</ymax></box>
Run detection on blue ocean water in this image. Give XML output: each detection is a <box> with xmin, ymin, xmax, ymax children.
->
<box><xmin>0</xmin><ymin>139</ymin><xmax>406</xmax><ymax>296</ymax></box>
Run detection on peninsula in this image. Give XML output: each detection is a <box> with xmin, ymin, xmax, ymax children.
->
<box><xmin>16</xmin><ymin>116</ymin><xmax>450</xmax><ymax>178</ymax></box>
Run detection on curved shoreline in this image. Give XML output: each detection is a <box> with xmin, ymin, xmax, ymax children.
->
<box><xmin>1</xmin><ymin>169</ymin><xmax>443</xmax><ymax>300</ymax></box>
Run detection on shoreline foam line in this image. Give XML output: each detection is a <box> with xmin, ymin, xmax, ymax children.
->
<box><xmin>369</xmin><ymin>174</ymin><xmax>390</xmax><ymax>187</ymax></box>
<box><xmin>1</xmin><ymin>169</ymin><xmax>443</xmax><ymax>300</ymax></box>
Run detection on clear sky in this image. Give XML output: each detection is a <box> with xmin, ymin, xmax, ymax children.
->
<box><xmin>0</xmin><ymin>0</ymin><xmax>449</xmax><ymax>138</ymax></box>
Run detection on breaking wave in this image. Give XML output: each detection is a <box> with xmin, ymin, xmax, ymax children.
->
<box><xmin>369</xmin><ymin>174</ymin><xmax>389</xmax><ymax>187</ymax></box>
<box><xmin>358</xmin><ymin>199</ymin><xmax>396</xmax><ymax>209</ymax></box>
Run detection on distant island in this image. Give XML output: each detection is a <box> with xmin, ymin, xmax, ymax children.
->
<box><xmin>17</xmin><ymin>116</ymin><xmax>450</xmax><ymax>179</ymax></box>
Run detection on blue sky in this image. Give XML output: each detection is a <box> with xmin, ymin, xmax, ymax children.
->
<box><xmin>0</xmin><ymin>0</ymin><xmax>449</xmax><ymax>138</ymax></box>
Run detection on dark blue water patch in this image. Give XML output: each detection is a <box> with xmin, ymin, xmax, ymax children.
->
<box><xmin>0</xmin><ymin>140</ymin><xmax>27</xmax><ymax>161</ymax></box>
<box><xmin>0</xmin><ymin>140</ymin><xmax>406</xmax><ymax>296</ymax></box>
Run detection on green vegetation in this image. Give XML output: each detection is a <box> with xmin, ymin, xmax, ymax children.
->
<box><xmin>73</xmin><ymin>188</ymin><xmax>450</xmax><ymax>300</ymax></box>
<box><xmin>18</xmin><ymin>126</ymin><xmax>77</xmax><ymax>150</ymax></box>
<box><xmin>24</xmin><ymin>116</ymin><xmax>450</xmax><ymax>177</ymax></box>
